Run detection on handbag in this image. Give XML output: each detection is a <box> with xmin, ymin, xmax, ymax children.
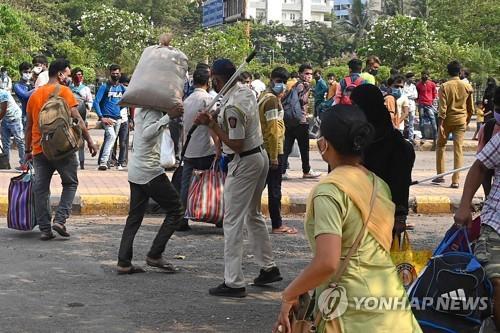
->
<box><xmin>160</xmin><ymin>128</ymin><xmax>176</xmax><ymax>168</ymax></box>
<box><xmin>0</xmin><ymin>145</ymin><xmax>11</xmax><ymax>169</ymax></box>
<box><xmin>7</xmin><ymin>166</ymin><xmax>37</xmax><ymax>231</ymax></box>
<box><xmin>390</xmin><ymin>231</ymin><xmax>432</xmax><ymax>289</ymax></box>
<box><xmin>290</xmin><ymin>176</ymin><xmax>378</xmax><ymax>333</ymax></box>
<box><xmin>185</xmin><ymin>160</ymin><xmax>226</xmax><ymax>225</ymax></box>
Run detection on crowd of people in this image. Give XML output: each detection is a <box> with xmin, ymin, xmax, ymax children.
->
<box><xmin>1</xmin><ymin>39</ymin><xmax>499</xmax><ymax>332</ymax></box>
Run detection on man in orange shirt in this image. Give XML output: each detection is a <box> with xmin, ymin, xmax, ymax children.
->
<box><xmin>25</xmin><ymin>59</ymin><xmax>98</xmax><ymax>240</ymax></box>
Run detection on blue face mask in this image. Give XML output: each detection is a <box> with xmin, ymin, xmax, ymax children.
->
<box><xmin>272</xmin><ymin>82</ymin><xmax>285</xmax><ymax>95</ymax></box>
<box><xmin>392</xmin><ymin>88</ymin><xmax>403</xmax><ymax>99</ymax></box>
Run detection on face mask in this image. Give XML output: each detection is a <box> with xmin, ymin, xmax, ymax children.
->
<box><xmin>369</xmin><ymin>69</ymin><xmax>378</xmax><ymax>76</ymax></box>
<box><xmin>422</xmin><ymin>76</ymin><xmax>428</xmax><ymax>82</ymax></box>
<box><xmin>495</xmin><ymin>111</ymin><xmax>500</xmax><ymax>124</ymax></box>
<box><xmin>33</xmin><ymin>66</ymin><xmax>43</xmax><ymax>75</ymax></box>
<box><xmin>272</xmin><ymin>82</ymin><xmax>285</xmax><ymax>95</ymax></box>
<box><xmin>392</xmin><ymin>88</ymin><xmax>403</xmax><ymax>99</ymax></box>
<box><xmin>111</xmin><ymin>75</ymin><xmax>120</xmax><ymax>82</ymax></box>
<box><xmin>22</xmin><ymin>73</ymin><xmax>32</xmax><ymax>81</ymax></box>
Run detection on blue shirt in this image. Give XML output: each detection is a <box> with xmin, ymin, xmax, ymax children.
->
<box><xmin>0</xmin><ymin>89</ymin><xmax>22</xmax><ymax>120</ymax></box>
<box><xmin>92</xmin><ymin>82</ymin><xmax>126</xmax><ymax>119</ymax></box>
<box><xmin>13</xmin><ymin>81</ymin><xmax>33</xmax><ymax>116</ymax></box>
<box><xmin>314</xmin><ymin>78</ymin><xmax>328</xmax><ymax>104</ymax></box>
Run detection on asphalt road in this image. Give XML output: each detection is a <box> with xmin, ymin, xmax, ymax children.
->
<box><xmin>0</xmin><ymin>214</ymin><xmax>454</xmax><ymax>333</ymax></box>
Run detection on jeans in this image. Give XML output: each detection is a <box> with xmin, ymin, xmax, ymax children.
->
<box><xmin>418</xmin><ymin>104</ymin><xmax>437</xmax><ymax>140</ymax></box>
<box><xmin>283</xmin><ymin>123</ymin><xmax>311</xmax><ymax>174</ymax></box>
<box><xmin>180</xmin><ymin>155</ymin><xmax>215</xmax><ymax>210</ymax></box>
<box><xmin>33</xmin><ymin>153</ymin><xmax>79</xmax><ymax>233</ymax></box>
<box><xmin>436</xmin><ymin>123</ymin><xmax>466</xmax><ymax>184</ymax></box>
<box><xmin>99</xmin><ymin>119</ymin><xmax>122</xmax><ymax>165</ymax></box>
<box><xmin>111</xmin><ymin>121</ymin><xmax>129</xmax><ymax>166</ymax></box>
<box><xmin>405</xmin><ymin>106</ymin><xmax>416</xmax><ymax>140</ymax></box>
<box><xmin>1</xmin><ymin>118</ymin><xmax>25</xmax><ymax>165</ymax></box>
<box><xmin>117</xmin><ymin>174</ymin><xmax>184</xmax><ymax>267</ymax></box>
<box><xmin>267</xmin><ymin>154</ymin><xmax>283</xmax><ymax>229</ymax></box>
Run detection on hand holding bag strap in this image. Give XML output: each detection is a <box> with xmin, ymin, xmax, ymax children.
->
<box><xmin>313</xmin><ymin>175</ymin><xmax>378</xmax><ymax>327</ymax></box>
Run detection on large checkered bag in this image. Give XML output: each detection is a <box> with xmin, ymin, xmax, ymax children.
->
<box><xmin>185</xmin><ymin>161</ymin><xmax>225</xmax><ymax>225</ymax></box>
<box><xmin>7</xmin><ymin>169</ymin><xmax>37</xmax><ymax>231</ymax></box>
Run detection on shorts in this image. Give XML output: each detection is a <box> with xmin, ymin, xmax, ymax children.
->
<box><xmin>475</xmin><ymin>224</ymin><xmax>500</xmax><ymax>280</ymax></box>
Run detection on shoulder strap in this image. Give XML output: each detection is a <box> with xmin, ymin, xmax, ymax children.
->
<box><xmin>50</xmin><ymin>84</ymin><xmax>62</xmax><ymax>98</ymax></box>
<box><xmin>332</xmin><ymin>175</ymin><xmax>378</xmax><ymax>282</ymax></box>
<box><xmin>353</xmin><ymin>76</ymin><xmax>364</xmax><ymax>85</ymax></box>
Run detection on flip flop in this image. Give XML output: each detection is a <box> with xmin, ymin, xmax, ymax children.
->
<box><xmin>117</xmin><ymin>265</ymin><xmax>146</xmax><ymax>275</ymax></box>
<box><xmin>272</xmin><ymin>226</ymin><xmax>298</xmax><ymax>235</ymax></box>
<box><xmin>146</xmin><ymin>257</ymin><xmax>176</xmax><ymax>273</ymax></box>
<box><xmin>52</xmin><ymin>223</ymin><xmax>70</xmax><ymax>237</ymax></box>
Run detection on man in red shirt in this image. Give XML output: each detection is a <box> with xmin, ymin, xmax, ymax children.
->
<box><xmin>416</xmin><ymin>70</ymin><xmax>438</xmax><ymax>147</ymax></box>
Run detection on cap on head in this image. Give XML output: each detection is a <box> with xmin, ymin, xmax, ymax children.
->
<box><xmin>212</xmin><ymin>59</ymin><xmax>236</xmax><ymax>80</ymax></box>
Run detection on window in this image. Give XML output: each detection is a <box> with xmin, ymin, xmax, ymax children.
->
<box><xmin>283</xmin><ymin>0</ymin><xmax>296</xmax><ymax>3</ymax></box>
<box><xmin>290</xmin><ymin>13</ymin><xmax>296</xmax><ymax>20</ymax></box>
<box><xmin>256</xmin><ymin>9</ymin><xmax>266</xmax><ymax>20</ymax></box>
<box><xmin>334</xmin><ymin>5</ymin><xmax>341</xmax><ymax>10</ymax></box>
<box><xmin>340</xmin><ymin>4</ymin><xmax>351</xmax><ymax>10</ymax></box>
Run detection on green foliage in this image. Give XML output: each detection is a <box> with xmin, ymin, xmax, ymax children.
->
<box><xmin>0</xmin><ymin>4</ymin><xmax>43</xmax><ymax>78</ymax></box>
<box><xmin>80</xmin><ymin>4</ymin><xmax>155</xmax><ymax>70</ymax></box>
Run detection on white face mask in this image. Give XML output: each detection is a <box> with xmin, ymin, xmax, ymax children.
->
<box><xmin>22</xmin><ymin>73</ymin><xmax>32</xmax><ymax>81</ymax></box>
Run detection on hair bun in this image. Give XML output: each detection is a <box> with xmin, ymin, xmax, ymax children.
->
<box><xmin>350</xmin><ymin>123</ymin><xmax>374</xmax><ymax>152</ymax></box>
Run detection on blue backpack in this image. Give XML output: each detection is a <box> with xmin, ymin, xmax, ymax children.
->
<box><xmin>408</xmin><ymin>227</ymin><xmax>493</xmax><ymax>332</ymax></box>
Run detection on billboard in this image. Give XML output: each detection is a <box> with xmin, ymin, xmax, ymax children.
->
<box><xmin>202</xmin><ymin>0</ymin><xmax>224</xmax><ymax>28</ymax></box>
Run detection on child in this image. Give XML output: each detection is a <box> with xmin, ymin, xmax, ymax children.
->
<box><xmin>472</xmin><ymin>101</ymin><xmax>484</xmax><ymax>140</ymax></box>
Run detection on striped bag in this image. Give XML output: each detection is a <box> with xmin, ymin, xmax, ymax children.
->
<box><xmin>7</xmin><ymin>170</ymin><xmax>37</xmax><ymax>231</ymax></box>
<box><xmin>185</xmin><ymin>162</ymin><xmax>226</xmax><ymax>225</ymax></box>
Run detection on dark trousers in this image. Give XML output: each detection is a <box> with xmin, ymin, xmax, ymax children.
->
<box><xmin>283</xmin><ymin>123</ymin><xmax>311</xmax><ymax>174</ymax></box>
<box><xmin>267</xmin><ymin>154</ymin><xmax>283</xmax><ymax>229</ymax></box>
<box><xmin>111</xmin><ymin>121</ymin><xmax>129</xmax><ymax>165</ymax></box>
<box><xmin>33</xmin><ymin>153</ymin><xmax>79</xmax><ymax>232</ymax></box>
<box><xmin>117</xmin><ymin>174</ymin><xmax>184</xmax><ymax>268</ymax></box>
<box><xmin>169</xmin><ymin>118</ymin><xmax>183</xmax><ymax>160</ymax></box>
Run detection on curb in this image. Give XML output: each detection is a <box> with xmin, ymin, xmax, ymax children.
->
<box><xmin>309</xmin><ymin>139</ymin><xmax>478</xmax><ymax>153</ymax></box>
<box><xmin>0</xmin><ymin>194</ymin><xmax>484</xmax><ymax>217</ymax></box>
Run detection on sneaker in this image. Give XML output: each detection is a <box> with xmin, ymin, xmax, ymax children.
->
<box><xmin>40</xmin><ymin>231</ymin><xmax>55</xmax><ymax>241</ymax></box>
<box><xmin>209</xmin><ymin>283</ymin><xmax>247</xmax><ymax>298</ymax></box>
<box><xmin>303</xmin><ymin>170</ymin><xmax>321</xmax><ymax>179</ymax></box>
<box><xmin>450</xmin><ymin>183</ymin><xmax>460</xmax><ymax>189</ymax></box>
<box><xmin>116</xmin><ymin>164</ymin><xmax>124</xmax><ymax>171</ymax></box>
<box><xmin>98</xmin><ymin>164</ymin><xmax>108</xmax><ymax>171</ymax></box>
<box><xmin>432</xmin><ymin>177</ymin><xmax>445</xmax><ymax>184</ymax></box>
<box><xmin>253</xmin><ymin>266</ymin><xmax>283</xmax><ymax>286</ymax></box>
<box><xmin>282</xmin><ymin>172</ymin><xmax>290</xmax><ymax>180</ymax></box>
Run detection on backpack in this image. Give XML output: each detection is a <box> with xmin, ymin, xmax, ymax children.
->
<box><xmin>39</xmin><ymin>85</ymin><xmax>83</xmax><ymax>160</ymax></box>
<box><xmin>339</xmin><ymin>75</ymin><xmax>364</xmax><ymax>105</ymax></box>
<box><xmin>408</xmin><ymin>228</ymin><xmax>493</xmax><ymax>332</ymax></box>
<box><xmin>282</xmin><ymin>82</ymin><xmax>304</xmax><ymax>127</ymax></box>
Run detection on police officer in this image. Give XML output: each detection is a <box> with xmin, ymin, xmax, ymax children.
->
<box><xmin>195</xmin><ymin>59</ymin><xmax>282</xmax><ymax>298</ymax></box>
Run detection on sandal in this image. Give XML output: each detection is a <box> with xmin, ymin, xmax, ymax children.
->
<box><xmin>146</xmin><ymin>257</ymin><xmax>176</xmax><ymax>273</ymax></box>
<box><xmin>52</xmin><ymin>223</ymin><xmax>70</xmax><ymax>237</ymax></box>
<box><xmin>272</xmin><ymin>226</ymin><xmax>298</xmax><ymax>235</ymax></box>
<box><xmin>117</xmin><ymin>265</ymin><xmax>146</xmax><ymax>275</ymax></box>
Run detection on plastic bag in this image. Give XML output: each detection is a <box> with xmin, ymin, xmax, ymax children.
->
<box><xmin>160</xmin><ymin>129</ymin><xmax>176</xmax><ymax>169</ymax></box>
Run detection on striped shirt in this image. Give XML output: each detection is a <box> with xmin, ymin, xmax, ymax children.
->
<box><xmin>477</xmin><ymin>133</ymin><xmax>500</xmax><ymax>233</ymax></box>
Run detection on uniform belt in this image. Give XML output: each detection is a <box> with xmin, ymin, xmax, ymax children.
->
<box><xmin>226</xmin><ymin>146</ymin><xmax>263</xmax><ymax>162</ymax></box>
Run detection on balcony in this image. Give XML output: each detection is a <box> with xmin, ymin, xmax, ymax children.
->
<box><xmin>311</xmin><ymin>4</ymin><xmax>332</xmax><ymax>14</ymax></box>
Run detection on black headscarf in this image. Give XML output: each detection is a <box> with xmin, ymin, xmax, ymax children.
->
<box><xmin>350</xmin><ymin>84</ymin><xmax>416</xmax><ymax>219</ymax></box>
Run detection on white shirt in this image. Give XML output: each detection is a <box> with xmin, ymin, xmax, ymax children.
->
<box><xmin>251</xmin><ymin>79</ymin><xmax>266</xmax><ymax>96</ymax></box>
<box><xmin>403</xmin><ymin>82</ymin><xmax>418</xmax><ymax>111</ymax></box>
<box><xmin>183</xmin><ymin>88</ymin><xmax>216</xmax><ymax>158</ymax></box>
<box><xmin>397</xmin><ymin>95</ymin><xmax>410</xmax><ymax>131</ymax></box>
<box><xmin>35</xmin><ymin>71</ymin><xmax>49</xmax><ymax>89</ymax></box>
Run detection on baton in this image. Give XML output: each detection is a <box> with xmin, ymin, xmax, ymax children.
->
<box><xmin>179</xmin><ymin>50</ymin><xmax>257</xmax><ymax>161</ymax></box>
<box><xmin>411</xmin><ymin>165</ymin><xmax>473</xmax><ymax>186</ymax></box>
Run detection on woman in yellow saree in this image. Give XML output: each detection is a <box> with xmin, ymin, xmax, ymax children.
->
<box><xmin>273</xmin><ymin>105</ymin><xmax>421</xmax><ymax>333</ymax></box>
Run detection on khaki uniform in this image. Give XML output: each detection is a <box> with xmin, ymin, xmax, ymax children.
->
<box><xmin>218</xmin><ymin>83</ymin><xmax>275</xmax><ymax>288</ymax></box>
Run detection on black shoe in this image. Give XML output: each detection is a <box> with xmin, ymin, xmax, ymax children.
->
<box><xmin>432</xmin><ymin>177</ymin><xmax>445</xmax><ymax>184</ymax></box>
<box><xmin>177</xmin><ymin>224</ymin><xmax>191</xmax><ymax>232</ymax></box>
<box><xmin>253</xmin><ymin>267</ymin><xmax>283</xmax><ymax>286</ymax></box>
<box><xmin>80</xmin><ymin>164</ymin><xmax>85</xmax><ymax>170</ymax></box>
<box><xmin>40</xmin><ymin>231</ymin><xmax>55</xmax><ymax>241</ymax></box>
<box><xmin>209</xmin><ymin>283</ymin><xmax>247</xmax><ymax>298</ymax></box>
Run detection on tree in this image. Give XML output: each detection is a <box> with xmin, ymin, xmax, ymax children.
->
<box><xmin>80</xmin><ymin>4</ymin><xmax>155</xmax><ymax>70</ymax></box>
<box><xmin>0</xmin><ymin>4</ymin><xmax>43</xmax><ymax>76</ymax></box>
<box><xmin>338</xmin><ymin>0</ymin><xmax>373</xmax><ymax>50</ymax></box>
<box><xmin>359</xmin><ymin>15</ymin><xmax>435</xmax><ymax>69</ymax></box>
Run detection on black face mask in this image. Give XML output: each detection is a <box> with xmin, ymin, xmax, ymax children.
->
<box><xmin>111</xmin><ymin>75</ymin><xmax>120</xmax><ymax>82</ymax></box>
<box><xmin>369</xmin><ymin>69</ymin><xmax>378</xmax><ymax>76</ymax></box>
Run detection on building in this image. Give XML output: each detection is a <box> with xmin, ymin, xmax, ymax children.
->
<box><xmin>331</xmin><ymin>0</ymin><xmax>381</xmax><ymax>20</ymax></box>
<box><xmin>243</xmin><ymin>0</ymin><xmax>332</xmax><ymax>26</ymax></box>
